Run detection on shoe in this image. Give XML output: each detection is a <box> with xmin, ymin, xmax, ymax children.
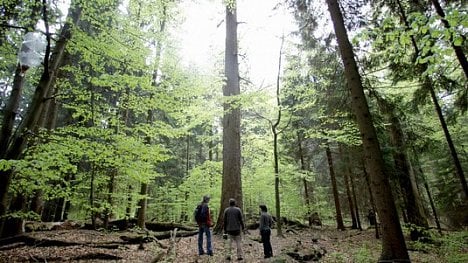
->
<box><xmin>225</xmin><ymin>256</ymin><xmax>231</xmax><ymax>260</ymax></box>
<box><xmin>237</xmin><ymin>257</ymin><xmax>243</xmax><ymax>261</ymax></box>
<box><xmin>208</xmin><ymin>252</ymin><xmax>213</xmax><ymax>256</ymax></box>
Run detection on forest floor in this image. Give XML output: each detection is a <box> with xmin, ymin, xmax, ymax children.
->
<box><xmin>0</xmin><ymin>225</ymin><xmax>466</xmax><ymax>262</ymax></box>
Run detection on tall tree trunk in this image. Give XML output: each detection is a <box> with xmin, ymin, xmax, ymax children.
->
<box><xmin>297</xmin><ymin>131</ymin><xmax>313</xmax><ymax>225</ymax></box>
<box><xmin>325</xmin><ymin>0</ymin><xmax>409</xmax><ymax>260</ymax></box>
<box><xmin>90</xmin><ymin>166</ymin><xmax>96</xmax><ymax>229</ymax></box>
<box><xmin>135</xmin><ymin>3</ymin><xmax>167</xmax><ymax>228</ymax></box>
<box><xmin>341</xmin><ymin>145</ymin><xmax>358</xmax><ymax>229</ymax></box>
<box><xmin>325</xmin><ymin>143</ymin><xmax>345</xmax><ymax>230</ymax></box>
<box><xmin>343</xmin><ymin>151</ymin><xmax>358</xmax><ymax>229</ymax></box>
<box><xmin>412</xmin><ymin>151</ymin><xmax>441</xmax><ymax>232</ymax></box>
<box><xmin>428</xmin><ymin>82</ymin><xmax>468</xmax><ymax>198</ymax></box>
<box><xmin>216</xmin><ymin>0</ymin><xmax>242</xmax><ymax>233</ymax></box>
<box><xmin>271</xmin><ymin>36</ymin><xmax>285</xmax><ymax>237</ymax></box>
<box><xmin>350</xmin><ymin>169</ymin><xmax>362</xmax><ymax>230</ymax></box>
<box><xmin>430</xmin><ymin>0</ymin><xmax>468</xmax><ymax>78</ymax></box>
<box><xmin>103</xmin><ymin>169</ymin><xmax>116</xmax><ymax>229</ymax></box>
<box><xmin>363</xmin><ymin>159</ymin><xmax>379</xmax><ymax>239</ymax></box>
<box><xmin>396</xmin><ymin>0</ymin><xmax>468</xmax><ymax>199</ymax></box>
<box><xmin>126</xmin><ymin>185</ymin><xmax>133</xmax><ymax>219</ymax></box>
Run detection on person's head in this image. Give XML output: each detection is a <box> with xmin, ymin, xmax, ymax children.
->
<box><xmin>259</xmin><ymin>204</ymin><xmax>268</xmax><ymax>212</ymax></box>
<box><xmin>202</xmin><ymin>195</ymin><xmax>210</xmax><ymax>203</ymax></box>
<box><xmin>229</xmin><ymin>198</ymin><xmax>236</xmax><ymax>206</ymax></box>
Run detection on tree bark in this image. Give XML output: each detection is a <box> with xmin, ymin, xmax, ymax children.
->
<box><xmin>297</xmin><ymin>131</ymin><xmax>313</xmax><ymax>224</ymax></box>
<box><xmin>216</xmin><ymin>1</ymin><xmax>242</xmax><ymax>233</ymax></box>
<box><xmin>325</xmin><ymin>0</ymin><xmax>409</xmax><ymax>260</ymax></box>
<box><xmin>325</xmin><ymin>143</ymin><xmax>345</xmax><ymax>230</ymax></box>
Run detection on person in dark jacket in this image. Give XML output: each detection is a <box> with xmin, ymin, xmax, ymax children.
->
<box><xmin>195</xmin><ymin>195</ymin><xmax>213</xmax><ymax>256</ymax></box>
<box><xmin>223</xmin><ymin>198</ymin><xmax>245</xmax><ymax>261</ymax></box>
<box><xmin>259</xmin><ymin>204</ymin><xmax>273</xmax><ymax>258</ymax></box>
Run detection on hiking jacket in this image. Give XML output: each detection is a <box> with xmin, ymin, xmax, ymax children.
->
<box><xmin>259</xmin><ymin>211</ymin><xmax>273</xmax><ymax>233</ymax></box>
<box><xmin>223</xmin><ymin>206</ymin><xmax>244</xmax><ymax>234</ymax></box>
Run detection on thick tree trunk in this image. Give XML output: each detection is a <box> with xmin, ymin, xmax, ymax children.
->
<box><xmin>216</xmin><ymin>1</ymin><xmax>242</xmax><ymax>233</ymax></box>
<box><xmin>325</xmin><ymin>0</ymin><xmax>409</xmax><ymax>260</ymax></box>
<box><xmin>325</xmin><ymin>143</ymin><xmax>345</xmax><ymax>230</ymax></box>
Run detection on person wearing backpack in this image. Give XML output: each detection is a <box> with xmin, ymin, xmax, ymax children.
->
<box><xmin>259</xmin><ymin>204</ymin><xmax>273</xmax><ymax>258</ymax></box>
<box><xmin>195</xmin><ymin>195</ymin><xmax>213</xmax><ymax>256</ymax></box>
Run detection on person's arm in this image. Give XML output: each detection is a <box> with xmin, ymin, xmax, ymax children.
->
<box><xmin>207</xmin><ymin>207</ymin><xmax>212</xmax><ymax>227</ymax></box>
<box><xmin>239</xmin><ymin>210</ymin><xmax>245</xmax><ymax>230</ymax></box>
<box><xmin>223</xmin><ymin>210</ymin><xmax>228</xmax><ymax>232</ymax></box>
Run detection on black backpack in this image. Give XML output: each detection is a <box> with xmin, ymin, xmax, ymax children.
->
<box><xmin>194</xmin><ymin>204</ymin><xmax>208</xmax><ymax>223</ymax></box>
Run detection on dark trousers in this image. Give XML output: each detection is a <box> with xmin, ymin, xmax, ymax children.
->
<box><xmin>261</xmin><ymin>229</ymin><xmax>273</xmax><ymax>258</ymax></box>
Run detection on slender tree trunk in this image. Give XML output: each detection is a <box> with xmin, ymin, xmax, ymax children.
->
<box><xmin>428</xmin><ymin>82</ymin><xmax>468</xmax><ymax>198</ymax></box>
<box><xmin>341</xmin><ymin>145</ymin><xmax>358</xmax><ymax>229</ymax></box>
<box><xmin>104</xmin><ymin>169</ymin><xmax>116</xmax><ymax>229</ymax></box>
<box><xmin>325</xmin><ymin>143</ymin><xmax>345</xmax><ymax>230</ymax></box>
<box><xmin>297</xmin><ymin>132</ymin><xmax>313</xmax><ymax>225</ymax></box>
<box><xmin>396</xmin><ymin>0</ymin><xmax>468</xmax><ymax>199</ymax></box>
<box><xmin>414</xmin><ymin>155</ymin><xmax>442</xmax><ymax>232</ymax></box>
<box><xmin>325</xmin><ymin>0</ymin><xmax>409</xmax><ymax>260</ymax></box>
<box><xmin>271</xmin><ymin>36</ymin><xmax>285</xmax><ymax>237</ymax></box>
<box><xmin>350</xmin><ymin>170</ymin><xmax>362</xmax><ymax>230</ymax></box>
<box><xmin>216</xmin><ymin>1</ymin><xmax>242</xmax><ymax>233</ymax></box>
<box><xmin>90</xmin><ymin>166</ymin><xmax>96</xmax><ymax>229</ymax></box>
<box><xmin>363</xmin><ymin>160</ymin><xmax>379</xmax><ymax>239</ymax></box>
<box><xmin>430</xmin><ymin>0</ymin><xmax>468</xmax><ymax>78</ymax></box>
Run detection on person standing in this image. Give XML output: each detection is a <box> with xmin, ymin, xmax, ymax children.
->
<box><xmin>195</xmin><ymin>195</ymin><xmax>213</xmax><ymax>256</ymax></box>
<box><xmin>259</xmin><ymin>204</ymin><xmax>273</xmax><ymax>258</ymax></box>
<box><xmin>223</xmin><ymin>198</ymin><xmax>245</xmax><ymax>261</ymax></box>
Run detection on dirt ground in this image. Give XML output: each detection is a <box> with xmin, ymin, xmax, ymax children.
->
<box><xmin>0</xmin><ymin>227</ymin><xmax>462</xmax><ymax>262</ymax></box>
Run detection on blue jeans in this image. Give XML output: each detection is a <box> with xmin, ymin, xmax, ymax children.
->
<box><xmin>198</xmin><ymin>225</ymin><xmax>212</xmax><ymax>255</ymax></box>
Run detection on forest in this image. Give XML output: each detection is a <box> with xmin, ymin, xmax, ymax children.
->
<box><xmin>0</xmin><ymin>0</ymin><xmax>467</xmax><ymax>262</ymax></box>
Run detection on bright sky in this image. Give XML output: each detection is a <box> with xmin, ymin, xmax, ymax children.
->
<box><xmin>178</xmin><ymin>0</ymin><xmax>297</xmax><ymax>88</ymax></box>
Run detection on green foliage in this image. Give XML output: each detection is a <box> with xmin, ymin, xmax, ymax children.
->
<box><xmin>353</xmin><ymin>242</ymin><xmax>375</xmax><ymax>263</ymax></box>
<box><xmin>439</xmin><ymin>231</ymin><xmax>468</xmax><ymax>263</ymax></box>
